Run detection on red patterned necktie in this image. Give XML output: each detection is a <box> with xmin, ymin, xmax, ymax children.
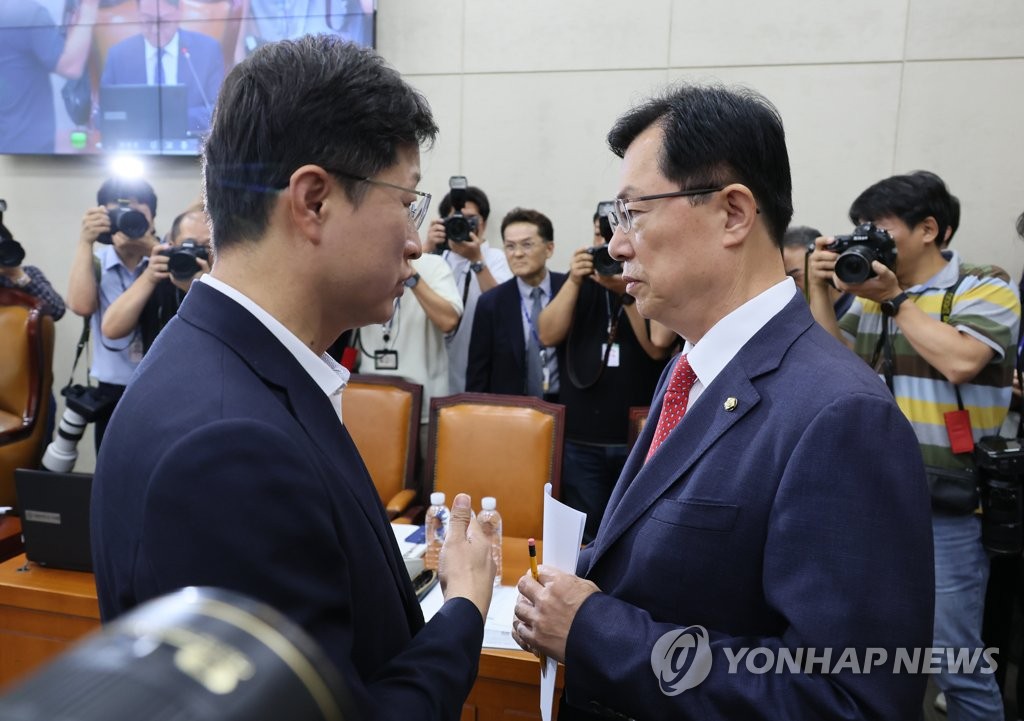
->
<box><xmin>646</xmin><ymin>354</ymin><xmax>697</xmax><ymax>461</ymax></box>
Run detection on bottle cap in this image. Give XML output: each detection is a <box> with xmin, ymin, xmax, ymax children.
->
<box><xmin>430</xmin><ymin>492</ymin><xmax>446</xmax><ymax>505</ymax></box>
<box><xmin>481</xmin><ymin>496</ymin><xmax>496</xmax><ymax>510</ymax></box>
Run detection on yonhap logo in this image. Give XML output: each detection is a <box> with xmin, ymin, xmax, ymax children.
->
<box><xmin>651</xmin><ymin>625</ymin><xmax>712</xmax><ymax>695</ymax></box>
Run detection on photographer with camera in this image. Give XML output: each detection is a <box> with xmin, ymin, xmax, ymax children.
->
<box><xmin>66</xmin><ymin>177</ymin><xmax>159</xmax><ymax>450</ymax></box>
<box><xmin>536</xmin><ymin>204</ymin><xmax>674</xmax><ymax>543</ymax></box>
<box><xmin>100</xmin><ymin>205</ymin><xmax>211</xmax><ymax>346</ymax></box>
<box><xmin>0</xmin><ymin>200</ymin><xmax>66</xmax><ymax>320</ymax></box>
<box><xmin>424</xmin><ymin>180</ymin><xmax>512</xmax><ymax>393</ymax></box>
<box><xmin>808</xmin><ymin>171</ymin><xmax>1020</xmax><ymax>720</ymax></box>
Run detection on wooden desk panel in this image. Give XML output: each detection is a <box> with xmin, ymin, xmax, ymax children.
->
<box><xmin>0</xmin><ymin>538</ymin><xmax>565</xmax><ymax>719</ymax></box>
<box><xmin>0</xmin><ymin>555</ymin><xmax>99</xmax><ymax>690</ymax></box>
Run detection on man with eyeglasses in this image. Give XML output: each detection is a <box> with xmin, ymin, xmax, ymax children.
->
<box><xmin>91</xmin><ymin>36</ymin><xmax>496</xmax><ymax>721</ymax></box>
<box><xmin>467</xmin><ymin>207</ymin><xmax>567</xmax><ymax>398</ymax></box>
<box><xmin>535</xmin><ymin>210</ymin><xmax>674</xmax><ymax>544</ymax></box>
<box><xmin>512</xmin><ymin>84</ymin><xmax>933</xmax><ymax>720</ymax></box>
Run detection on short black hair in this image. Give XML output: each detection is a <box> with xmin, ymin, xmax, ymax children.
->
<box><xmin>168</xmin><ymin>207</ymin><xmax>206</xmax><ymax>244</ymax></box>
<box><xmin>607</xmin><ymin>83</ymin><xmax>793</xmax><ymax>246</ymax></box>
<box><xmin>849</xmin><ymin>171</ymin><xmax>955</xmax><ymax>245</ymax></box>
<box><xmin>203</xmin><ymin>36</ymin><xmax>438</xmax><ymax>250</ymax></box>
<box><xmin>1016</xmin><ymin>210</ymin><xmax>1024</xmax><ymax>240</ymax></box>
<box><xmin>782</xmin><ymin>225</ymin><xmax>821</xmax><ymax>251</ymax></box>
<box><xmin>501</xmin><ymin>207</ymin><xmax>554</xmax><ymax>243</ymax></box>
<box><xmin>438</xmin><ymin>186</ymin><xmax>490</xmax><ymax>221</ymax></box>
<box><xmin>97</xmin><ymin>177</ymin><xmax>157</xmax><ymax>218</ymax></box>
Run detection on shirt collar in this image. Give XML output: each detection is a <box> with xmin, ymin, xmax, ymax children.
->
<box><xmin>684</xmin><ymin>277</ymin><xmax>797</xmax><ymax>388</ymax></box>
<box><xmin>199</xmin><ymin>275</ymin><xmax>349</xmax><ymax>400</ymax></box>
<box><xmin>515</xmin><ymin>271</ymin><xmax>551</xmax><ymax>300</ymax></box>
<box><xmin>144</xmin><ymin>32</ymin><xmax>179</xmax><ymax>62</ymax></box>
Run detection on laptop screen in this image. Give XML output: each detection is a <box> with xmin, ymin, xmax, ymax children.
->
<box><xmin>14</xmin><ymin>469</ymin><xmax>93</xmax><ymax>573</ymax></box>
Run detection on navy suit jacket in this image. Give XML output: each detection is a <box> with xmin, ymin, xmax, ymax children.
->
<box><xmin>91</xmin><ymin>282</ymin><xmax>484</xmax><ymax>721</ymax></box>
<box><xmin>560</xmin><ymin>294</ymin><xmax>934</xmax><ymax>720</ymax></box>
<box><xmin>101</xmin><ymin>30</ymin><xmax>223</xmax><ymax>132</ymax></box>
<box><xmin>466</xmin><ymin>272</ymin><xmax>567</xmax><ymax>395</ymax></box>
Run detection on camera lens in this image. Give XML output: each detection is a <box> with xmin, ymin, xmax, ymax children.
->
<box><xmin>588</xmin><ymin>246</ymin><xmax>623</xmax><ymax>276</ymax></box>
<box><xmin>115</xmin><ymin>208</ymin><xmax>150</xmax><ymax>239</ymax></box>
<box><xmin>167</xmin><ymin>251</ymin><xmax>201</xmax><ymax>280</ymax></box>
<box><xmin>834</xmin><ymin>247</ymin><xmax>875</xmax><ymax>284</ymax></box>
<box><xmin>444</xmin><ymin>214</ymin><xmax>471</xmax><ymax>243</ymax></box>
<box><xmin>0</xmin><ymin>237</ymin><xmax>26</xmax><ymax>267</ymax></box>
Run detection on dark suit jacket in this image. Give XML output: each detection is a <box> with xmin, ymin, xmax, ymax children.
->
<box><xmin>560</xmin><ymin>294</ymin><xmax>934</xmax><ymax>720</ymax></box>
<box><xmin>466</xmin><ymin>272</ymin><xmax>567</xmax><ymax>395</ymax></box>
<box><xmin>91</xmin><ymin>282</ymin><xmax>484</xmax><ymax>721</ymax></box>
<box><xmin>100</xmin><ymin>30</ymin><xmax>223</xmax><ymax>131</ymax></box>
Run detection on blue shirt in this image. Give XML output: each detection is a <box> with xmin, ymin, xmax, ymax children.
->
<box><xmin>89</xmin><ymin>245</ymin><xmax>149</xmax><ymax>385</ymax></box>
<box><xmin>515</xmin><ymin>272</ymin><xmax>559</xmax><ymax>394</ymax></box>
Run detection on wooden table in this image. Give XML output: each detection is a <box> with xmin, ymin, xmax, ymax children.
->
<box><xmin>0</xmin><ymin>537</ymin><xmax>564</xmax><ymax>720</ymax></box>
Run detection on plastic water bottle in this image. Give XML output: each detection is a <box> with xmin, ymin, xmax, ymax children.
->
<box><xmin>424</xmin><ymin>492</ymin><xmax>449</xmax><ymax>571</ymax></box>
<box><xmin>477</xmin><ymin>496</ymin><xmax>503</xmax><ymax>587</ymax></box>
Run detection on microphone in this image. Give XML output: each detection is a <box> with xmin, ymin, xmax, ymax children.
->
<box><xmin>180</xmin><ymin>46</ymin><xmax>213</xmax><ymax>119</ymax></box>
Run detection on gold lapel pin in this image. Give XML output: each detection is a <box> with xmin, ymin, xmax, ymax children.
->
<box><xmin>723</xmin><ymin>397</ymin><xmax>739</xmax><ymax>412</ymax></box>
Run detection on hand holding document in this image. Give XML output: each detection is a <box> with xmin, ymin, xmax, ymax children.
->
<box><xmin>535</xmin><ymin>482</ymin><xmax>586</xmax><ymax>721</ymax></box>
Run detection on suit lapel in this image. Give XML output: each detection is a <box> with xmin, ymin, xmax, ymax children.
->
<box><xmin>585</xmin><ymin>295</ymin><xmax>813</xmax><ymax>573</ymax></box>
<box><xmin>177</xmin><ymin>285</ymin><xmax>419</xmax><ymax>615</ymax></box>
<box><xmin>502</xmin><ymin>282</ymin><xmax>527</xmax><ymax>371</ymax></box>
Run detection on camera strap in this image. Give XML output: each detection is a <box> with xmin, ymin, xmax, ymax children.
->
<box><xmin>566</xmin><ymin>289</ymin><xmax>624</xmax><ymax>390</ymax></box>
<box><xmin>62</xmin><ymin>316</ymin><xmax>94</xmax><ymax>392</ymax></box>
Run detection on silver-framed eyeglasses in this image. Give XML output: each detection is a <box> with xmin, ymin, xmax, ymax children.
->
<box><xmin>608</xmin><ymin>186</ymin><xmax>724</xmax><ymax>234</ymax></box>
<box><xmin>326</xmin><ymin>169</ymin><xmax>432</xmax><ymax>229</ymax></box>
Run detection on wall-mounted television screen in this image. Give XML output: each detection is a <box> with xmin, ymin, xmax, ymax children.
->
<box><xmin>0</xmin><ymin>0</ymin><xmax>376</xmax><ymax>156</ymax></box>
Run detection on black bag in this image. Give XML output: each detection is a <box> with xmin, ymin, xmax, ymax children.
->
<box><xmin>926</xmin><ymin>465</ymin><xmax>979</xmax><ymax>515</ymax></box>
<box><xmin>61</xmin><ymin>75</ymin><xmax>91</xmax><ymax>127</ymax></box>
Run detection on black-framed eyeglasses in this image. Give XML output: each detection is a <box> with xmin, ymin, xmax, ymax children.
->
<box><xmin>325</xmin><ymin>168</ymin><xmax>432</xmax><ymax>229</ymax></box>
<box><xmin>608</xmin><ymin>186</ymin><xmax>724</xmax><ymax>234</ymax></box>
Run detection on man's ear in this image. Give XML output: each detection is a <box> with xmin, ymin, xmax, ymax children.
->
<box><xmin>286</xmin><ymin>165</ymin><xmax>333</xmax><ymax>244</ymax></box>
<box><xmin>918</xmin><ymin>216</ymin><xmax>940</xmax><ymax>246</ymax></box>
<box><xmin>720</xmin><ymin>184</ymin><xmax>758</xmax><ymax>249</ymax></box>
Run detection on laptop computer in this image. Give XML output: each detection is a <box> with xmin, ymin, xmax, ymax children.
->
<box><xmin>99</xmin><ymin>84</ymin><xmax>189</xmax><ymax>151</ymax></box>
<box><xmin>13</xmin><ymin>469</ymin><xmax>93</xmax><ymax>572</ymax></box>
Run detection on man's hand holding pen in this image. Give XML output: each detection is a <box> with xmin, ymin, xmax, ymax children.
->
<box><xmin>512</xmin><ymin>563</ymin><xmax>601</xmax><ymax>664</ymax></box>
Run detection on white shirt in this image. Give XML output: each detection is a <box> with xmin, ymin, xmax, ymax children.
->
<box><xmin>515</xmin><ymin>271</ymin><xmax>559</xmax><ymax>393</ymax></box>
<box><xmin>145</xmin><ymin>33</ymin><xmax>179</xmax><ymax>86</ymax></box>
<box><xmin>199</xmin><ymin>275</ymin><xmax>349</xmax><ymax>423</ymax></box>
<box><xmin>683</xmin><ymin>277</ymin><xmax>797</xmax><ymax>408</ymax></box>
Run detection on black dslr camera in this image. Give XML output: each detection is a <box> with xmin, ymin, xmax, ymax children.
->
<box><xmin>98</xmin><ymin>200</ymin><xmax>150</xmax><ymax>245</ymax></box>
<box><xmin>975</xmin><ymin>436</ymin><xmax>1024</xmax><ymax>556</ymax></box>
<box><xmin>159</xmin><ymin>239</ymin><xmax>210</xmax><ymax>281</ymax></box>
<box><xmin>825</xmin><ymin>222</ymin><xmax>897</xmax><ymax>284</ymax></box>
<box><xmin>587</xmin><ymin>201</ymin><xmax>622</xmax><ymax>276</ymax></box>
<box><xmin>62</xmin><ymin>383</ymin><xmax>118</xmax><ymax>423</ymax></box>
<box><xmin>442</xmin><ymin>176</ymin><xmax>479</xmax><ymax>245</ymax></box>
<box><xmin>0</xmin><ymin>199</ymin><xmax>26</xmax><ymax>268</ymax></box>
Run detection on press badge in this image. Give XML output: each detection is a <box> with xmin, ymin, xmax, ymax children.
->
<box><xmin>128</xmin><ymin>335</ymin><xmax>144</xmax><ymax>364</ymax></box>
<box><xmin>601</xmin><ymin>343</ymin><xmax>621</xmax><ymax>367</ymax></box>
<box><xmin>374</xmin><ymin>350</ymin><xmax>399</xmax><ymax>371</ymax></box>
<box><xmin>945</xmin><ymin>409</ymin><xmax>974</xmax><ymax>455</ymax></box>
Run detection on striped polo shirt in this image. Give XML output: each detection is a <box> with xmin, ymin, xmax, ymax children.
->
<box><xmin>838</xmin><ymin>250</ymin><xmax>1020</xmax><ymax>470</ymax></box>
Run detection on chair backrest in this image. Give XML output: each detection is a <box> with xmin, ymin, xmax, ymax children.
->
<box><xmin>0</xmin><ymin>289</ymin><xmax>55</xmax><ymax>507</ymax></box>
<box><xmin>426</xmin><ymin>393</ymin><xmax>565</xmax><ymax>540</ymax></box>
<box><xmin>627</xmin><ymin>405</ymin><xmax>651</xmax><ymax>450</ymax></box>
<box><xmin>343</xmin><ymin>374</ymin><xmax>421</xmax><ymax>506</ymax></box>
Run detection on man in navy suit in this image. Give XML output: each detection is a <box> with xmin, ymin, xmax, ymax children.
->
<box><xmin>512</xmin><ymin>84</ymin><xmax>934</xmax><ymax>719</ymax></box>
<box><xmin>100</xmin><ymin>0</ymin><xmax>223</xmax><ymax>133</ymax></box>
<box><xmin>467</xmin><ymin>207</ymin><xmax>566</xmax><ymax>398</ymax></box>
<box><xmin>91</xmin><ymin>36</ymin><xmax>495</xmax><ymax>720</ymax></box>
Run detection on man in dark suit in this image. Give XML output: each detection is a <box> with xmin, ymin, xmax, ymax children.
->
<box><xmin>91</xmin><ymin>36</ymin><xmax>495</xmax><ymax>721</ymax></box>
<box><xmin>512</xmin><ymin>84</ymin><xmax>934</xmax><ymax>719</ymax></box>
<box><xmin>100</xmin><ymin>0</ymin><xmax>223</xmax><ymax>133</ymax></box>
<box><xmin>467</xmin><ymin>207</ymin><xmax>566</xmax><ymax>399</ymax></box>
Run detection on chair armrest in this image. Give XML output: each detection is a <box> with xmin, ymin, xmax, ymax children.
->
<box><xmin>385</xmin><ymin>488</ymin><xmax>418</xmax><ymax>520</ymax></box>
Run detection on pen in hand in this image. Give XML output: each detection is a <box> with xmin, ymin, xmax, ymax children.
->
<box><xmin>528</xmin><ymin>538</ymin><xmax>547</xmax><ymax>667</ymax></box>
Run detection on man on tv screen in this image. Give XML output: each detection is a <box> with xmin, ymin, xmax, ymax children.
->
<box><xmin>100</xmin><ymin>0</ymin><xmax>224</xmax><ymax>140</ymax></box>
